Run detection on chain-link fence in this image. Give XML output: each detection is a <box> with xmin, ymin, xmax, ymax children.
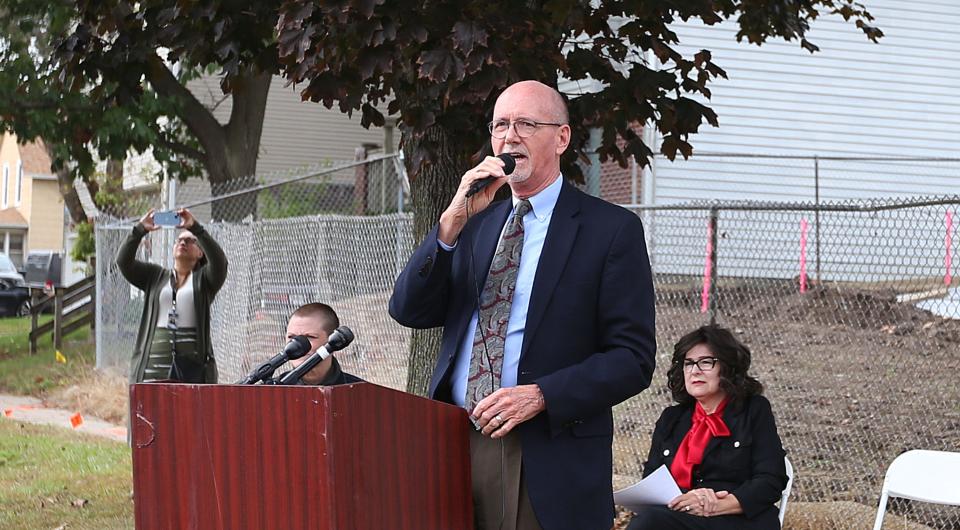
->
<box><xmin>95</xmin><ymin>156</ymin><xmax>959</xmax><ymax>528</ymax></box>
<box><xmin>95</xmin><ymin>154</ymin><xmax>411</xmax><ymax>386</ymax></box>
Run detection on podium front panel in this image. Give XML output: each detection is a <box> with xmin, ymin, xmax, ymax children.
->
<box><xmin>131</xmin><ymin>382</ymin><xmax>472</xmax><ymax>529</ymax></box>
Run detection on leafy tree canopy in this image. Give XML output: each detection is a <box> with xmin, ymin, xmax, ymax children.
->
<box><xmin>276</xmin><ymin>0</ymin><xmax>882</xmax><ymax>180</ymax></box>
<box><xmin>1</xmin><ymin>0</ymin><xmax>287</xmax><ymax>223</ymax></box>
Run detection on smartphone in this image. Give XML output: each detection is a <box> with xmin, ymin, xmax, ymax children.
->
<box><xmin>153</xmin><ymin>210</ymin><xmax>180</xmax><ymax>227</ymax></box>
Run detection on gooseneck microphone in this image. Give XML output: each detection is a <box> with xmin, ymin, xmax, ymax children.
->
<box><xmin>277</xmin><ymin>326</ymin><xmax>355</xmax><ymax>385</ymax></box>
<box><xmin>237</xmin><ymin>335</ymin><xmax>312</xmax><ymax>384</ymax></box>
<box><xmin>465</xmin><ymin>153</ymin><xmax>516</xmax><ymax>198</ymax></box>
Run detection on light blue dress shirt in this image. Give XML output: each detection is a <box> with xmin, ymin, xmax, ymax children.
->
<box><xmin>441</xmin><ymin>174</ymin><xmax>563</xmax><ymax>408</ymax></box>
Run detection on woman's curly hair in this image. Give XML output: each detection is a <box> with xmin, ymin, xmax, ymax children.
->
<box><xmin>666</xmin><ymin>325</ymin><xmax>763</xmax><ymax>407</ymax></box>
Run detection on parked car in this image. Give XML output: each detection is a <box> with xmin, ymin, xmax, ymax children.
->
<box><xmin>0</xmin><ymin>253</ymin><xmax>30</xmax><ymax>317</ymax></box>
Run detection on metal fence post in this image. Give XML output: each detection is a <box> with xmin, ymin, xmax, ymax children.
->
<box><xmin>814</xmin><ymin>155</ymin><xmax>822</xmax><ymax>283</ymax></box>
<box><xmin>708</xmin><ymin>207</ymin><xmax>719</xmax><ymax>326</ymax></box>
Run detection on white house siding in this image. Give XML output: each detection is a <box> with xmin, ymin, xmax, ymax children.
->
<box><xmin>647</xmin><ymin>1</ymin><xmax>960</xmax><ymax>282</ymax></box>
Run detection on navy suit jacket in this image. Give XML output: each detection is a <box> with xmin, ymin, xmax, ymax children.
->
<box><xmin>642</xmin><ymin>395</ymin><xmax>788</xmax><ymax>521</ymax></box>
<box><xmin>390</xmin><ymin>182</ymin><xmax>657</xmax><ymax>530</ymax></box>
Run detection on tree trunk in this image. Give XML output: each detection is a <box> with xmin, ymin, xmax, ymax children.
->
<box><xmin>403</xmin><ymin>125</ymin><xmax>469</xmax><ymax>397</ymax></box>
<box><xmin>208</xmin><ymin>72</ymin><xmax>271</xmax><ymax>222</ymax></box>
<box><xmin>146</xmin><ymin>56</ymin><xmax>270</xmax><ymax>222</ymax></box>
<box><xmin>48</xmin><ymin>144</ymin><xmax>87</xmax><ymax>224</ymax></box>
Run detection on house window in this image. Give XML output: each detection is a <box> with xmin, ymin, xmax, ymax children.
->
<box><xmin>6</xmin><ymin>232</ymin><xmax>24</xmax><ymax>269</ymax></box>
<box><xmin>1</xmin><ymin>231</ymin><xmax>25</xmax><ymax>269</ymax></box>
<box><xmin>1</xmin><ymin>163</ymin><xmax>7</xmax><ymax>208</ymax></box>
<box><xmin>15</xmin><ymin>161</ymin><xmax>22</xmax><ymax>206</ymax></box>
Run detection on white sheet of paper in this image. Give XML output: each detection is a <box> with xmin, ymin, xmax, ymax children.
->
<box><xmin>613</xmin><ymin>465</ymin><xmax>683</xmax><ymax>510</ymax></box>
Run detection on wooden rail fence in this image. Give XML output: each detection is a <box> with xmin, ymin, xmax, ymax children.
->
<box><xmin>29</xmin><ymin>275</ymin><xmax>96</xmax><ymax>354</ymax></box>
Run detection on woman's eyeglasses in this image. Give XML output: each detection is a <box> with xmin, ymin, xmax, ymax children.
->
<box><xmin>682</xmin><ymin>357</ymin><xmax>719</xmax><ymax>372</ymax></box>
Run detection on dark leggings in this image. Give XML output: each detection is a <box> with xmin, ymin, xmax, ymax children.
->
<box><xmin>627</xmin><ymin>505</ymin><xmax>781</xmax><ymax>530</ymax></box>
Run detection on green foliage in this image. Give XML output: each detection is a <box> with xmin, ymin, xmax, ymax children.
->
<box><xmin>0</xmin><ymin>421</ymin><xmax>132</xmax><ymax>529</ymax></box>
<box><xmin>0</xmin><ymin>0</ymin><xmax>284</xmax><ymax>208</ymax></box>
<box><xmin>276</xmin><ymin>0</ymin><xmax>882</xmax><ymax>178</ymax></box>
<box><xmin>0</xmin><ymin>0</ymin><xmax>195</xmax><ymax>184</ymax></box>
<box><xmin>260</xmin><ymin>180</ymin><xmax>334</xmax><ymax>218</ymax></box>
<box><xmin>69</xmin><ymin>221</ymin><xmax>96</xmax><ymax>264</ymax></box>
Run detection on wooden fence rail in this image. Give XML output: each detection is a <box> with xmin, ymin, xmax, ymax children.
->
<box><xmin>29</xmin><ymin>275</ymin><xmax>96</xmax><ymax>354</ymax></box>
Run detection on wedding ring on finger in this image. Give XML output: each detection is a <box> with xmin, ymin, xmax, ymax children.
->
<box><xmin>684</xmin><ymin>506</ymin><xmax>691</xmax><ymax>512</ymax></box>
<box><xmin>494</xmin><ymin>414</ymin><xmax>503</xmax><ymax>425</ymax></box>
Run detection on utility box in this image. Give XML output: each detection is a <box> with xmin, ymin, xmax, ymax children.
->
<box><xmin>24</xmin><ymin>251</ymin><xmax>63</xmax><ymax>288</ymax></box>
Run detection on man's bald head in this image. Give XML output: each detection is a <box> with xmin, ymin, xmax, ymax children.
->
<box><xmin>497</xmin><ymin>81</ymin><xmax>569</xmax><ymax>124</ymax></box>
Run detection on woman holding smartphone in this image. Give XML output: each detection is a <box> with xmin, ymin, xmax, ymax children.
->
<box><xmin>116</xmin><ymin>208</ymin><xmax>228</xmax><ymax>383</ymax></box>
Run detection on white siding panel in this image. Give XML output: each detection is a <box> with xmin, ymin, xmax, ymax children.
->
<box><xmin>649</xmin><ymin>2</ymin><xmax>960</xmax><ymax>282</ymax></box>
<box><xmin>654</xmin><ymin>0</ymin><xmax>960</xmax><ymax>206</ymax></box>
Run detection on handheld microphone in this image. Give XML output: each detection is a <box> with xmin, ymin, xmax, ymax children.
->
<box><xmin>464</xmin><ymin>153</ymin><xmax>516</xmax><ymax>198</ymax></box>
<box><xmin>237</xmin><ymin>335</ymin><xmax>312</xmax><ymax>384</ymax></box>
<box><xmin>277</xmin><ymin>326</ymin><xmax>355</xmax><ymax>385</ymax></box>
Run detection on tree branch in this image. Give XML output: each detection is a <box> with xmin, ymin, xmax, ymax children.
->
<box><xmin>145</xmin><ymin>53</ymin><xmax>226</xmax><ymax>157</ymax></box>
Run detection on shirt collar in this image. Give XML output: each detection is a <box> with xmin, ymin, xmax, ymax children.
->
<box><xmin>512</xmin><ymin>173</ymin><xmax>562</xmax><ymax>223</ymax></box>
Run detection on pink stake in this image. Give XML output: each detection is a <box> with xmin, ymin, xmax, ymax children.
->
<box><xmin>701</xmin><ymin>220</ymin><xmax>713</xmax><ymax>313</ymax></box>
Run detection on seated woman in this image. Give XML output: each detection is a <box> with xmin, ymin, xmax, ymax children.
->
<box><xmin>628</xmin><ymin>325</ymin><xmax>788</xmax><ymax>530</ymax></box>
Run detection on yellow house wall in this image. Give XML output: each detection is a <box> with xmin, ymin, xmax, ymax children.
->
<box><xmin>16</xmin><ymin>158</ymin><xmax>33</xmax><ymax>224</ymax></box>
<box><xmin>26</xmin><ymin>180</ymin><xmax>64</xmax><ymax>251</ymax></box>
<box><xmin>0</xmin><ymin>134</ymin><xmax>19</xmax><ymax>210</ymax></box>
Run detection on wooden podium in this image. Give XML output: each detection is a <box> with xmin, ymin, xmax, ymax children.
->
<box><xmin>130</xmin><ymin>382</ymin><xmax>473</xmax><ymax>529</ymax></box>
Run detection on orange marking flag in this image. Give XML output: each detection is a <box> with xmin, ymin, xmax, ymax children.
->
<box><xmin>3</xmin><ymin>409</ymin><xmax>12</xmax><ymax>417</ymax></box>
<box><xmin>70</xmin><ymin>413</ymin><xmax>83</xmax><ymax>429</ymax></box>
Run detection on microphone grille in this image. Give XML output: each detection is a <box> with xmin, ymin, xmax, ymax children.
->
<box><xmin>327</xmin><ymin>326</ymin><xmax>355</xmax><ymax>352</ymax></box>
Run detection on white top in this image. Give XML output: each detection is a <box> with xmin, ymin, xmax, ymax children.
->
<box><xmin>155</xmin><ymin>271</ymin><xmax>197</xmax><ymax>329</ymax></box>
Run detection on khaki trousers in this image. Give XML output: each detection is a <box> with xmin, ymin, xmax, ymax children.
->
<box><xmin>469</xmin><ymin>424</ymin><xmax>543</xmax><ymax>530</ymax></box>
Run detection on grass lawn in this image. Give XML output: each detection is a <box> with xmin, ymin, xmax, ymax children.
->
<box><xmin>0</xmin><ymin>316</ymin><xmax>95</xmax><ymax>396</ymax></box>
<box><xmin>0</xmin><ymin>419</ymin><xmax>133</xmax><ymax>529</ymax></box>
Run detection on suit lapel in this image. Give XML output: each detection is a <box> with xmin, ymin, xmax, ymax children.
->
<box><xmin>520</xmin><ymin>182</ymin><xmax>581</xmax><ymax>360</ymax></box>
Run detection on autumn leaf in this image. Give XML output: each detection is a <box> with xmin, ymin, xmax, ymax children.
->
<box><xmin>451</xmin><ymin>21</ymin><xmax>488</xmax><ymax>56</ymax></box>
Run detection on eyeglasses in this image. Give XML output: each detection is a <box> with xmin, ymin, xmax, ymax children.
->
<box><xmin>682</xmin><ymin>357</ymin><xmax>719</xmax><ymax>372</ymax></box>
<box><xmin>176</xmin><ymin>238</ymin><xmax>198</xmax><ymax>246</ymax></box>
<box><xmin>487</xmin><ymin>119</ymin><xmax>565</xmax><ymax>139</ymax></box>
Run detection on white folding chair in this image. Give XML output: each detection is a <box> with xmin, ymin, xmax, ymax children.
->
<box><xmin>872</xmin><ymin>449</ymin><xmax>960</xmax><ymax>530</ymax></box>
<box><xmin>778</xmin><ymin>456</ymin><xmax>794</xmax><ymax>526</ymax></box>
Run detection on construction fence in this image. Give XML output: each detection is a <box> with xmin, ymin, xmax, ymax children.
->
<box><xmin>95</xmin><ymin>154</ymin><xmax>960</xmax><ymax>529</ymax></box>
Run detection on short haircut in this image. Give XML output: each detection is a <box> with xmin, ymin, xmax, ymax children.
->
<box><xmin>290</xmin><ymin>303</ymin><xmax>339</xmax><ymax>335</ymax></box>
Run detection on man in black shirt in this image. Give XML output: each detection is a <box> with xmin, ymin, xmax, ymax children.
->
<box><xmin>277</xmin><ymin>303</ymin><xmax>362</xmax><ymax>385</ymax></box>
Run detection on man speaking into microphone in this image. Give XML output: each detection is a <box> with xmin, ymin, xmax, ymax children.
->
<box><xmin>276</xmin><ymin>303</ymin><xmax>362</xmax><ymax>386</ymax></box>
<box><xmin>389</xmin><ymin>81</ymin><xmax>656</xmax><ymax>530</ymax></box>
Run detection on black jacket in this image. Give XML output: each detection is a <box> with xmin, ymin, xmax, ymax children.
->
<box><xmin>642</xmin><ymin>394</ymin><xmax>787</xmax><ymax>520</ymax></box>
<box><xmin>276</xmin><ymin>356</ymin><xmax>363</xmax><ymax>386</ymax></box>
